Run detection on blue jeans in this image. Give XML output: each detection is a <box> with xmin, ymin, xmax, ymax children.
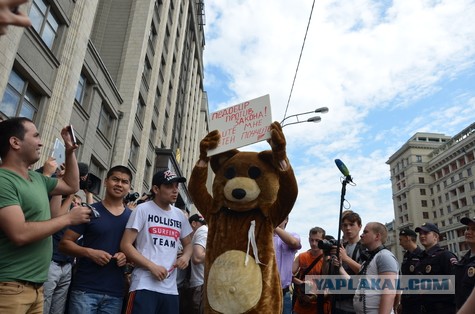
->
<box><xmin>68</xmin><ymin>290</ymin><xmax>123</xmax><ymax>314</ymax></box>
<box><xmin>43</xmin><ymin>261</ymin><xmax>72</xmax><ymax>314</ymax></box>
<box><xmin>283</xmin><ymin>289</ymin><xmax>292</xmax><ymax>314</ymax></box>
<box><xmin>128</xmin><ymin>290</ymin><xmax>179</xmax><ymax>314</ymax></box>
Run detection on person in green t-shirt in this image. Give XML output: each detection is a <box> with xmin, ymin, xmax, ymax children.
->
<box><xmin>0</xmin><ymin>117</ymin><xmax>92</xmax><ymax>314</ymax></box>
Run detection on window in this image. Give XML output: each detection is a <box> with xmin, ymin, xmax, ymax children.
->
<box><xmin>419</xmin><ymin>177</ymin><xmax>425</xmax><ymax>184</ymax></box>
<box><xmin>98</xmin><ymin>105</ymin><xmax>113</xmax><ymax>138</ymax></box>
<box><xmin>420</xmin><ymin>188</ymin><xmax>426</xmax><ymax>196</ymax></box>
<box><xmin>433</xmin><ymin>211</ymin><xmax>437</xmax><ymax>218</ymax></box>
<box><xmin>30</xmin><ymin>0</ymin><xmax>60</xmax><ymax>49</ymax></box>
<box><xmin>145</xmin><ymin>159</ymin><xmax>152</xmax><ymax>186</ymax></box>
<box><xmin>148</xmin><ymin>22</ymin><xmax>157</xmax><ymax>54</ymax></box>
<box><xmin>421</xmin><ymin>200</ymin><xmax>428</xmax><ymax>207</ymax></box>
<box><xmin>468</xmin><ymin>168</ymin><xmax>473</xmax><ymax>177</ymax></box>
<box><xmin>0</xmin><ymin>70</ymin><xmax>40</xmax><ymax>120</ymax></box>
<box><xmin>89</xmin><ymin>157</ymin><xmax>104</xmax><ymax>178</ymax></box>
<box><xmin>418</xmin><ymin>166</ymin><xmax>423</xmax><ymax>172</ymax></box>
<box><xmin>416</xmin><ymin>155</ymin><xmax>422</xmax><ymax>162</ymax></box>
<box><xmin>136</xmin><ymin>96</ymin><xmax>146</xmax><ymax>123</ymax></box>
<box><xmin>75</xmin><ymin>74</ymin><xmax>87</xmax><ymax>105</ymax></box>
<box><xmin>149</xmin><ymin>122</ymin><xmax>157</xmax><ymax>147</ymax></box>
<box><xmin>129</xmin><ymin>139</ymin><xmax>139</xmax><ymax>165</ymax></box>
<box><xmin>143</xmin><ymin>56</ymin><xmax>152</xmax><ymax>85</ymax></box>
<box><xmin>423</xmin><ymin>212</ymin><xmax>429</xmax><ymax>219</ymax></box>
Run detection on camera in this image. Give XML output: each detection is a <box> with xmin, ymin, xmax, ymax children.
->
<box><xmin>124</xmin><ymin>192</ymin><xmax>140</xmax><ymax>203</ymax></box>
<box><xmin>318</xmin><ymin>238</ymin><xmax>338</xmax><ymax>255</ymax></box>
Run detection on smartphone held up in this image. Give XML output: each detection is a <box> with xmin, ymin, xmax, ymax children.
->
<box><xmin>68</xmin><ymin>125</ymin><xmax>77</xmax><ymax>145</ymax></box>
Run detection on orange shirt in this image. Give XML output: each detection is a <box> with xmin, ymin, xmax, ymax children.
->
<box><xmin>293</xmin><ymin>251</ymin><xmax>331</xmax><ymax>314</ymax></box>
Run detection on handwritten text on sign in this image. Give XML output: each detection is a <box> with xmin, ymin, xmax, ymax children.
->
<box><xmin>208</xmin><ymin>94</ymin><xmax>272</xmax><ymax>156</ymax></box>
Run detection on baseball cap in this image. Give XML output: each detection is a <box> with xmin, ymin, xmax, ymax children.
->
<box><xmin>152</xmin><ymin>169</ymin><xmax>186</xmax><ymax>186</ymax></box>
<box><xmin>189</xmin><ymin>214</ymin><xmax>206</xmax><ymax>225</ymax></box>
<box><xmin>415</xmin><ymin>222</ymin><xmax>439</xmax><ymax>234</ymax></box>
<box><xmin>460</xmin><ymin>217</ymin><xmax>475</xmax><ymax>225</ymax></box>
<box><xmin>399</xmin><ymin>228</ymin><xmax>417</xmax><ymax>237</ymax></box>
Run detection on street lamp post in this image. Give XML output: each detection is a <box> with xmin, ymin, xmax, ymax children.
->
<box><xmin>280</xmin><ymin>107</ymin><xmax>329</xmax><ymax>128</ymax></box>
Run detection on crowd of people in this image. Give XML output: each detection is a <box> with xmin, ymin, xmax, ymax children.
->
<box><xmin>0</xmin><ymin>12</ymin><xmax>474</xmax><ymax>313</ymax></box>
<box><xmin>271</xmin><ymin>209</ymin><xmax>475</xmax><ymax>314</ymax></box>
<box><xmin>1</xmin><ymin>119</ymin><xmax>475</xmax><ymax>314</ymax></box>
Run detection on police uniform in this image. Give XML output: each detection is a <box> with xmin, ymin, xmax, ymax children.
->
<box><xmin>414</xmin><ymin>243</ymin><xmax>457</xmax><ymax>313</ymax></box>
<box><xmin>454</xmin><ymin>216</ymin><xmax>475</xmax><ymax>310</ymax></box>
<box><xmin>400</xmin><ymin>246</ymin><xmax>423</xmax><ymax>314</ymax></box>
<box><xmin>454</xmin><ymin>250</ymin><xmax>475</xmax><ymax>309</ymax></box>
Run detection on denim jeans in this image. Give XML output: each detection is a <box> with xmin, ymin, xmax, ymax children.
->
<box><xmin>68</xmin><ymin>290</ymin><xmax>123</xmax><ymax>314</ymax></box>
<box><xmin>283</xmin><ymin>289</ymin><xmax>292</xmax><ymax>314</ymax></box>
<box><xmin>43</xmin><ymin>261</ymin><xmax>72</xmax><ymax>314</ymax></box>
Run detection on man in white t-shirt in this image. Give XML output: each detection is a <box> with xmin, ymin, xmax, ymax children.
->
<box><xmin>188</xmin><ymin>214</ymin><xmax>208</xmax><ymax>314</ymax></box>
<box><xmin>351</xmin><ymin>222</ymin><xmax>399</xmax><ymax>314</ymax></box>
<box><xmin>121</xmin><ymin>169</ymin><xmax>193</xmax><ymax>314</ymax></box>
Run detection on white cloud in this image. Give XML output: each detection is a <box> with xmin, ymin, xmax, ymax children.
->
<box><xmin>203</xmin><ymin>0</ymin><xmax>475</xmax><ymax>252</ymax></box>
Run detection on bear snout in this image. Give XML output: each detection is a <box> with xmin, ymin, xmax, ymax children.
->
<box><xmin>223</xmin><ymin>177</ymin><xmax>261</xmax><ymax>203</ymax></box>
<box><xmin>232</xmin><ymin>188</ymin><xmax>246</xmax><ymax>199</ymax></box>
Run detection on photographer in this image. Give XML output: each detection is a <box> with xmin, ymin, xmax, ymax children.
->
<box><xmin>333</xmin><ymin>210</ymin><xmax>364</xmax><ymax>314</ymax></box>
<box><xmin>292</xmin><ymin>227</ymin><xmax>331</xmax><ymax>314</ymax></box>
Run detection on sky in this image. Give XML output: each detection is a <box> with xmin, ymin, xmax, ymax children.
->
<box><xmin>201</xmin><ymin>0</ymin><xmax>475</xmax><ymax>252</ymax></box>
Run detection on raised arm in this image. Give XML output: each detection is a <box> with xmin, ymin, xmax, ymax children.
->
<box><xmin>52</xmin><ymin>126</ymin><xmax>79</xmax><ymax>196</ymax></box>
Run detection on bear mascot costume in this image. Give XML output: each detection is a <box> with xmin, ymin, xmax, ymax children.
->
<box><xmin>188</xmin><ymin>121</ymin><xmax>298</xmax><ymax>313</ymax></box>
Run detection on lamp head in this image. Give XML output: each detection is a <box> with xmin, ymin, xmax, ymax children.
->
<box><xmin>307</xmin><ymin>116</ymin><xmax>322</xmax><ymax>123</ymax></box>
<box><xmin>314</xmin><ymin>107</ymin><xmax>329</xmax><ymax>114</ymax></box>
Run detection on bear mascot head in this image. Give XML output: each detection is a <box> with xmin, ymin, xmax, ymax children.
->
<box><xmin>188</xmin><ymin>121</ymin><xmax>298</xmax><ymax>313</ymax></box>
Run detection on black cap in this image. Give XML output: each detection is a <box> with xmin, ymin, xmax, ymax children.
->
<box><xmin>415</xmin><ymin>222</ymin><xmax>439</xmax><ymax>234</ymax></box>
<box><xmin>460</xmin><ymin>217</ymin><xmax>475</xmax><ymax>225</ymax></box>
<box><xmin>188</xmin><ymin>214</ymin><xmax>206</xmax><ymax>225</ymax></box>
<box><xmin>399</xmin><ymin>228</ymin><xmax>417</xmax><ymax>237</ymax></box>
<box><xmin>152</xmin><ymin>169</ymin><xmax>186</xmax><ymax>186</ymax></box>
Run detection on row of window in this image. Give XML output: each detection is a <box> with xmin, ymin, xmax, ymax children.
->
<box><xmin>0</xmin><ymin>66</ymin><xmax>115</xmax><ymax>137</ymax></box>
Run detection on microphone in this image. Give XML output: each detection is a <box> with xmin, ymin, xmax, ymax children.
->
<box><xmin>334</xmin><ymin>159</ymin><xmax>353</xmax><ymax>182</ymax></box>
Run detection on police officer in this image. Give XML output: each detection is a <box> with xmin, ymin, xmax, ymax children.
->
<box><xmin>454</xmin><ymin>217</ymin><xmax>475</xmax><ymax>310</ymax></box>
<box><xmin>414</xmin><ymin>222</ymin><xmax>457</xmax><ymax>314</ymax></box>
<box><xmin>397</xmin><ymin>228</ymin><xmax>422</xmax><ymax>314</ymax></box>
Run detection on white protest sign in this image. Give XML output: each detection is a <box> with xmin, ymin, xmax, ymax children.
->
<box><xmin>208</xmin><ymin>94</ymin><xmax>272</xmax><ymax>156</ymax></box>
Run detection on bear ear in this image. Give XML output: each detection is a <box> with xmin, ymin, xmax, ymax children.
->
<box><xmin>210</xmin><ymin>149</ymin><xmax>240</xmax><ymax>173</ymax></box>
